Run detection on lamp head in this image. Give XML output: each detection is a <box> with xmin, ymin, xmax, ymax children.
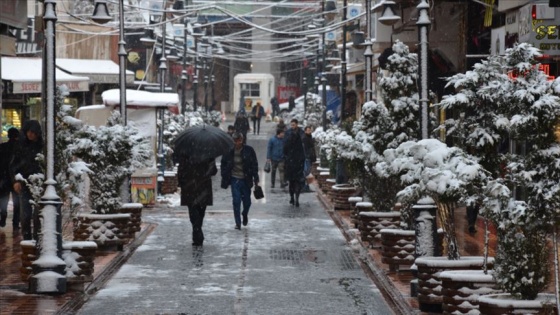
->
<box><xmin>92</xmin><ymin>0</ymin><xmax>112</xmax><ymax>24</ymax></box>
<box><xmin>378</xmin><ymin>1</ymin><xmax>401</xmax><ymax>26</ymax></box>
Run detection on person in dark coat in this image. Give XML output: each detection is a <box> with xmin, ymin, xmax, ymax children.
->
<box><xmin>233</xmin><ymin>110</ymin><xmax>250</xmax><ymax>144</ymax></box>
<box><xmin>10</xmin><ymin>120</ymin><xmax>43</xmax><ymax>240</ymax></box>
<box><xmin>251</xmin><ymin>102</ymin><xmax>265</xmax><ymax>135</ymax></box>
<box><xmin>220</xmin><ymin>132</ymin><xmax>259</xmax><ymax>229</ymax></box>
<box><xmin>270</xmin><ymin>95</ymin><xmax>279</xmax><ymax>119</ymax></box>
<box><xmin>177</xmin><ymin>156</ymin><xmax>217</xmax><ymax>246</ymax></box>
<box><xmin>0</xmin><ymin>127</ymin><xmax>20</xmax><ymax>229</ymax></box>
<box><xmin>288</xmin><ymin>94</ymin><xmax>295</xmax><ymax>112</ymax></box>
<box><xmin>284</xmin><ymin>127</ymin><xmax>306</xmax><ymax>207</ymax></box>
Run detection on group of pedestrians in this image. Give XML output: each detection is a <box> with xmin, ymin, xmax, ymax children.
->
<box><xmin>0</xmin><ymin>120</ymin><xmax>44</xmax><ymax>241</ymax></box>
<box><xmin>268</xmin><ymin>118</ymin><xmax>316</xmax><ymax>207</ymax></box>
<box><xmin>176</xmin><ymin>106</ymin><xmax>316</xmax><ymax>246</ymax></box>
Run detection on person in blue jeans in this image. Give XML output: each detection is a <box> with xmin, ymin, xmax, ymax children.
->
<box><xmin>266</xmin><ymin>128</ymin><xmax>285</xmax><ymax>188</ymax></box>
<box><xmin>220</xmin><ymin>132</ymin><xmax>260</xmax><ymax>229</ymax></box>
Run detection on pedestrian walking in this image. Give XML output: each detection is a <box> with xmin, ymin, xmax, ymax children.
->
<box><xmin>270</xmin><ymin>95</ymin><xmax>279</xmax><ymax>119</ymax></box>
<box><xmin>284</xmin><ymin>125</ymin><xmax>305</xmax><ymax>207</ymax></box>
<box><xmin>10</xmin><ymin>120</ymin><xmax>43</xmax><ymax>240</ymax></box>
<box><xmin>302</xmin><ymin>126</ymin><xmax>317</xmax><ymax>192</ymax></box>
<box><xmin>177</xmin><ymin>156</ymin><xmax>217</xmax><ymax>246</ymax></box>
<box><xmin>251</xmin><ymin>102</ymin><xmax>265</xmax><ymax>135</ymax></box>
<box><xmin>0</xmin><ymin>127</ymin><xmax>20</xmax><ymax>229</ymax></box>
<box><xmin>227</xmin><ymin>125</ymin><xmax>235</xmax><ymax>137</ymax></box>
<box><xmin>284</xmin><ymin>118</ymin><xmax>304</xmax><ymax>140</ymax></box>
<box><xmin>277</xmin><ymin>118</ymin><xmax>287</xmax><ymax>133</ymax></box>
<box><xmin>220</xmin><ymin>132</ymin><xmax>260</xmax><ymax>229</ymax></box>
<box><xmin>234</xmin><ymin>110</ymin><xmax>250</xmax><ymax>144</ymax></box>
<box><xmin>288</xmin><ymin>93</ymin><xmax>295</xmax><ymax>112</ymax></box>
<box><xmin>266</xmin><ymin>129</ymin><xmax>286</xmax><ymax>189</ymax></box>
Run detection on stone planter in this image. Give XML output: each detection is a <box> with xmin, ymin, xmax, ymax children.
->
<box><xmin>358</xmin><ymin>211</ymin><xmax>401</xmax><ymax>247</ymax></box>
<box><xmin>478</xmin><ymin>293</ymin><xmax>557</xmax><ymax>315</ymax></box>
<box><xmin>415</xmin><ymin>256</ymin><xmax>495</xmax><ymax>313</ymax></box>
<box><xmin>356</xmin><ymin>201</ymin><xmax>374</xmax><ymax>232</ymax></box>
<box><xmin>330</xmin><ymin>184</ymin><xmax>357</xmax><ymax>210</ymax></box>
<box><xmin>348</xmin><ymin>196</ymin><xmax>363</xmax><ymax>228</ymax></box>
<box><xmin>20</xmin><ymin>240</ymin><xmax>98</xmax><ymax>286</ymax></box>
<box><xmin>119</xmin><ymin>203</ymin><xmax>143</xmax><ymax>234</ymax></box>
<box><xmin>20</xmin><ymin>240</ymin><xmax>37</xmax><ymax>282</ymax></box>
<box><xmin>162</xmin><ymin>171</ymin><xmax>178</xmax><ymax>194</ymax></box>
<box><xmin>316</xmin><ymin>171</ymin><xmax>330</xmax><ymax>190</ymax></box>
<box><xmin>380</xmin><ymin>229</ymin><xmax>415</xmax><ymax>271</ymax></box>
<box><xmin>439</xmin><ymin>270</ymin><xmax>500</xmax><ymax>315</ymax></box>
<box><xmin>322</xmin><ymin>178</ymin><xmax>336</xmax><ymax>197</ymax></box>
<box><xmin>62</xmin><ymin>241</ymin><xmax>98</xmax><ymax>285</ymax></box>
<box><xmin>313</xmin><ymin>166</ymin><xmax>329</xmax><ymax>180</ymax></box>
<box><xmin>73</xmin><ymin>213</ymin><xmax>133</xmax><ymax>250</ymax></box>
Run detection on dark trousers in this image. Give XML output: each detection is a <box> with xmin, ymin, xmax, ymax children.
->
<box><xmin>188</xmin><ymin>204</ymin><xmax>207</xmax><ymax>244</ymax></box>
<box><xmin>0</xmin><ymin>191</ymin><xmax>20</xmax><ymax>227</ymax></box>
<box><xmin>19</xmin><ymin>189</ymin><xmax>35</xmax><ymax>240</ymax></box>
<box><xmin>252</xmin><ymin>118</ymin><xmax>262</xmax><ymax>134</ymax></box>
<box><xmin>289</xmin><ymin>179</ymin><xmax>303</xmax><ymax>202</ymax></box>
<box><xmin>231</xmin><ymin>177</ymin><xmax>251</xmax><ymax>226</ymax></box>
<box><xmin>271</xmin><ymin>160</ymin><xmax>285</xmax><ymax>187</ymax></box>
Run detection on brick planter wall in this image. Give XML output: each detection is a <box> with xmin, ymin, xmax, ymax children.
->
<box><xmin>348</xmin><ymin>196</ymin><xmax>363</xmax><ymax>228</ymax></box>
<box><xmin>439</xmin><ymin>270</ymin><xmax>500</xmax><ymax>315</ymax></box>
<box><xmin>20</xmin><ymin>240</ymin><xmax>37</xmax><ymax>282</ymax></box>
<box><xmin>73</xmin><ymin>213</ymin><xmax>132</xmax><ymax>250</ymax></box>
<box><xmin>329</xmin><ymin>184</ymin><xmax>357</xmax><ymax>210</ymax></box>
<box><xmin>62</xmin><ymin>241</ymin><xmax>98</xmax><ymax>284</ymax></box>
<box><xmin>358</xmin><ymin>211</ymin><xmax>401</xmax><ymax>247</ymax></box>
<box><xmin>162</xmin><ymin>171</ymin><xmax>178</xmax><ymax>194</ymax></box>
<box><xmin>119</xmin><ymin>203</ymin><xmax>143</xmax><ymax>234</ymax></box>
<box><xmin>380</xmin><ymin>229</ymin><xmax>415</xmax><ymax>271</ymax></box>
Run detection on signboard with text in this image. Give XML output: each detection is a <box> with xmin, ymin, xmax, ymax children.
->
<box><xmin>13</xmin><ymin>81</ymin><xmax>89</xmax><ymax>94</ymax></box>
<box><xmin>519</xmin><ymin>3</ymin><xmax>560</xmax><ymax>55</ymax></box>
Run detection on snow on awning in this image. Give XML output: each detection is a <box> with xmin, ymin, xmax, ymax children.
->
<box><xmin>102</xmin><ymin>89</ymin><xmax>179</xmax><ymax>109</ymax></box>
<box><xmin>1</xmin><ymin>57</ymin><xmax>89</xmax><ymax>94</ymax></box>
<box><xmin>57</xmin><ymin>58</ymin><xmax>134</xmax><ymax>84</ymax></box>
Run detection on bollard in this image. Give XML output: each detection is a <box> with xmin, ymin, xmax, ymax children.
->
<box><xmin>413</xmin><ymin>196</ymin><xmax>440</xmax><ymax>258</ymax></box>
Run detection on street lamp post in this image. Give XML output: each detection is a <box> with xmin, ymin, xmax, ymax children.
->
<box><xmin>30</xmin><ymin>0</ymin><xmax>67</xmax><ymax>294</ymax></box>
<box><xmin>303</xmin><ymin>77</ymin><xmax>308</xmax><ymax>118</ymax></box>
<box><xmin>92</xmin><ymin>0</ymin><xmax>127</xmax><ymax>124</ymax></box>
<box><xmin>417</xmin><ymin>0</ymin><xmax>431</xmax><ymax>140</ymax></box>
<box><xmin>181</xmin><ymin>20</ymin><xmax>189</xmax><ymax>115</ymax></box>
<box><xmin>340</xmin><ymin>0</ymin><xmax>348</xmax><ymax>123</ymax></box>
<box><xmin>211</xmin><ymin>74</ymin><xmax>215</xmax><ymax>111</ymax></box>
<box><xmin>192</xmin><ymin>23</ymin><xmax>204</xmax><ymax>111</ymax></box>
<box><xmin>157</xmin><ymin>9</ymin><xmax>169</xmax><ymax>196</ymax></box>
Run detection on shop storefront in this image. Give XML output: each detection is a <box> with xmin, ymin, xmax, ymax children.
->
<box><xmin>1</xmin><ymin>57</ymin><xmax>89</xmax><ymax>139</ymax></box>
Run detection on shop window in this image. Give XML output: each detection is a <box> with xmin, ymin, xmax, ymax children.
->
<box><xmin>2</xmin><ymin>108</ymin><xmax>22</xmax><ymax>140</ymax></box>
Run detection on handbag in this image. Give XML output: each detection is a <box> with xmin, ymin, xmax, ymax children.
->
<box><xmin>253</xmin><ymin>185</ymin><xmax>264</xmax><ymax>199</ymax></box>
<box><xmin>264</xmin><ymin>160</ymin><xmax>271</xmax><ymax>173</ymax></box>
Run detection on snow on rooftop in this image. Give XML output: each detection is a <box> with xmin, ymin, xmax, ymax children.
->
<box><xmin>1</xmin><ymin>57</ymin><xmax>89</xmax><ymax>82</ymax></box>
<box><xmin>56</xmin><ymin>58</ymin><xmax>134</xmax><ymax>75</ymax></box>
<box><xmin>102</xmin><ymin>89</ymin><xmax>179</xmax><ymax>107</ymax></box>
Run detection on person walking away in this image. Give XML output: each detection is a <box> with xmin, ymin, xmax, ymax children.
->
<box><xmin>277</xmin><ymin>118</ymin><xmax>287</xmax><ymax>133</ymax></box>
<box><xmin>267</xmin><ymin>129</ymin><xmax>286</xmax><ymax>189</ymax></box>
<box><xmin>227</xmin><ymin>125</ymin><xmax>235</xmax><ymax>137</ymax></box>
<box><xmin>234</xmin><ymin>110</ymin><xmax>250</xmax><ymax>144</ymax></box>
<box><xmin>284</xmin><ymin>128</ymin><xmax>305</xmax><ymax>207</ymax></box>
<box><xmin>10</xmin><ymin>120</ymin><xmax>43</xmax><ymax>240</ymax></box>
<box><xmin>270</xmin><ymin>95</ymin><xmax>279</xmax><ymax>119</ymax></box>
<box><xmin>177</xmin><ymin>156</ymin><xmax>217</xmax><ymax>246</ymax></box>
<box><xmin>0</xmin><ymin>127</ymin><xmax>20</xmax><ymax>229</ymax></box>
<box><xmin>220</xmin><ymin>132</ymin><xmax>259</xmax><ymax>229</ymax></box>
<box><xmin>288</xmin><ymin>94</ymin><xmax>296</xmax><ymax>112</ymax></box>
<box><xmin>251</xmin><ymin>102</ymin><xmax>265</xmax><ymax>135</ymax></box>
<box><xmin>302</xmin><ymin>126</ymin><xmax>316</xmax><ymax>192</ymax></box>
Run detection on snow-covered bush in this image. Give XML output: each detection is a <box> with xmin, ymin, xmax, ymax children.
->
<box><xmin>377</xmin><ymin>139</ymin><xmax>488</xmax><ymax>259</ymax></box>
<box><xmin>68</xmin><ymin>112</ymin><xmax>152</xmax><ymax>214</ymax></box>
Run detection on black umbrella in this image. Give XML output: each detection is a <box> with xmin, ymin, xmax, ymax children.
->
<box><xmin>173</xmin><ymin>125</ymin><xmax>234</xmax><ymax>162</ymax></box>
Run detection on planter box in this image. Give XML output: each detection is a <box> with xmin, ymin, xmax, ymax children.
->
<box><xmin>330</xmin><ymin>184</ymin><xmax>357</xmax><ymax>210</ymax></box>
<box><xmin>20</xmin><ymin>240</ymin><xmax>98</xmax><ymax>287</ymax></box>
<box><xmin>162</xmin><ymin>171</ymin><xmax>178</xmax><ymax>194</ymax></box>
<box><xmin>439</xmin><ymin>270</ymin><xmax>500</xmax><ymax>315</ymax></box>
<box><xmin>358</xmin><ymin>211</ymin><xmax>401</xmax><ymax>247</ymax></box>
<box><xmin>380</xmin><ymin>229</ymin><xmax>415</xmax><ymax>271</ymax></box>
<box><xmin>415</xmin><ymin>256</ymin><xmax>495</xmax><ymax>313</ymax></box>
<box><xmin>73</xmin><ymin>213</ymin><xmax>132</xmax><ymax>250</ymax></box>
<box><xmin>348</xmin><ymin>196</ymin><xmax>363</xmax><ymax>228</ymax></box>
<box><xmin>119</xmin><ymin>203</ymin><xmax>143</xmax><ymax>234</ymax></box>
<box><xmin>316</xmin><ymin>171</ymin><xmax>330</xmax><ymax>190</ymax></box>
<box><xmin>478</xmin><ymin>293</ymin><xmax>557</xmax><ymax>315</ymax></box>
<box><xmin>322</xmin><ymin>178</ymin><xmax>336</xmax><ymax>196</ymax></box>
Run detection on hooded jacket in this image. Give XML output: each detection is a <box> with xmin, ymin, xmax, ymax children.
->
<box><xmin>10</xmin><ymin>120</ymin><xmax>44</xmax><ymax>183</ymax></box>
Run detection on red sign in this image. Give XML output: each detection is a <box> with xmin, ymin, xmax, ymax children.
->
<box><xmin>277</xmin><ymin>86</ymin><xmax>300</xmax><ymax>103</ymax></box>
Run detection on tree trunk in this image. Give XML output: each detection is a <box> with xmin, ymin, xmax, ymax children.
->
<box><xmin>436</xmin><ymin>201</ymin><xmax>460</xmax><ymax>260</ymax></box>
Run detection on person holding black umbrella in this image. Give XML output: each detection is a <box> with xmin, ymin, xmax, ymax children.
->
<box><xmin>220</xmin><ymin>132</ymin><xmax>259</xmax><ymax>229</ymax></box>
<box><xmin>177</xmin><ymin>156</ymin><xmax>217</xmax><ymax>246</ymax></box>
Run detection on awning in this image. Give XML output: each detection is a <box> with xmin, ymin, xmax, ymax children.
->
<box><xmin>102</xmin><ymin>89</ymin><xmax>179</xmax><ymax>110</ymax></box>
<box><xmin>56</xmin><ymin>58</ymin><xmax>134</xmax><ymax>84</ymax></box>
<box><xmin>1</xmin><ymin>57</ymin><xmax>89</xmax><ymax>94</ymax></box>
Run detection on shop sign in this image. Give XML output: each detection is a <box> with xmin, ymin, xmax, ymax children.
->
<box><xmin>13</xmin><ymin>80</ymin><xmax>89</xmax><ymax>94</ymax></box>
<box><xmin>519</xmin><ymin>3</ymin><xmax>560</xmax><ymax>55</ymax></box>
<box><xmin>508</xmin><ymin>64</ymin><xmax>555</xmax><ymax>81</ymax></box>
